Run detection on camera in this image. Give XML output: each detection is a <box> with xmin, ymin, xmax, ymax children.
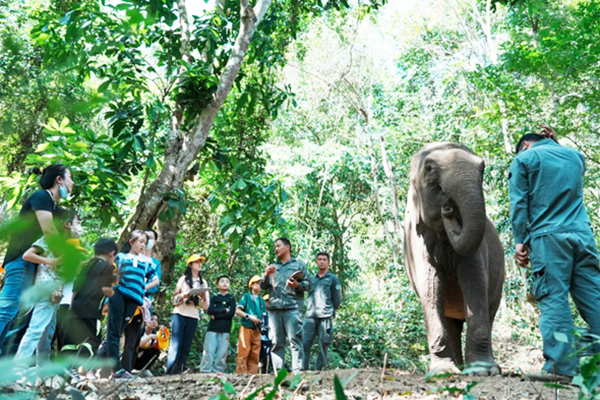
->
<box><xmin>259</xmin><ymin>322</ymin><xmax>268</xmax><ymax>335</ymax></box>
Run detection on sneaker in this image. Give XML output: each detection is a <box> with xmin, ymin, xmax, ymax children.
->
<box><xmin>112</xmin><ymin>369</ymin><xmax>134</xmax><ymax>381</ymax></box>
<box><xmin>526</xmin><ymin>370</ymin><xmax>572</xmax><ymax>384</ymax></box>
<box><xmin>67</xmin><ymin>368</ymin><xmax>83</xmax><ymax>383</ymax></box>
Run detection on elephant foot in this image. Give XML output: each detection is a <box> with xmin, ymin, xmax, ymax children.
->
<box><xmin>462</xmin><ymin>361</ymin><xmax>501</xmax><ymax>376</ymax></box>
<box><xmin>428</xmin><ymin>359</ymin><xmax>461</xmax><ymax>376</ymax></box>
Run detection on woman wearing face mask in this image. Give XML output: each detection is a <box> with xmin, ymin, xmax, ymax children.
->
<box><xmin>142</xmin><ymin>228</ymin><xmax>161</xmax><ymax>300</ymax></box>
<box><xmin>120</xmin><ymin>229</ymin><xmax>160</xmax><ymax>373</ymax></box>
<box><xmin>0</xmin><ymin>164</ymin><xmax>74</xmax><ymax>352</ymax></box>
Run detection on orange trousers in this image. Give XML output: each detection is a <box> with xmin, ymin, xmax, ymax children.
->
<box><xmin>236</xmin><ymin>326</ymin><xmax>261</xmax><ymax>374</ymax></box>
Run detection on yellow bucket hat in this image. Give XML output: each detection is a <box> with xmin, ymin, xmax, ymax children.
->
<box><xmin>186</xmin><ymin>254</ymin><xmax>206</xmax><ymax>265</ymax></box>
<box><xmin>248</xmin><ymin>275</ymin><xmax>261</xmax><ymax>288</ymax></box>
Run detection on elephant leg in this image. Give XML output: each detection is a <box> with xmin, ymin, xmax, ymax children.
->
<box><xmin>420</xmin><ymin>265</ymin><xmax>461</xmax><ymax>374</ymax></box>
<box><xmin>445</xmin><ymin>317</ymin><xmax>464</xmax><ymax>368</ymax></box>
<box><xmin>457</xmin><ymin>252</ymin><xmax>500</xmax><ymax>375</ymax></box>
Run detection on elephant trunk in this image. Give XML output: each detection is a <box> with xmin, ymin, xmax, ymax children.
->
<box><xmin>441</xmin><ymin>167</ymin><xmax>486</xmax><ymax>257</ymax></box>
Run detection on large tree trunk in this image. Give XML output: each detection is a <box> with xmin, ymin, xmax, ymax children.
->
<box><xmin>156</xmin><ymin>209</ymin><xmax>182</xmax><ymax>285</ymax></box>
<box><xmin>119</xmin><ymin>0</ymin><xmax>274</xmax><ymax>278</ymax></box>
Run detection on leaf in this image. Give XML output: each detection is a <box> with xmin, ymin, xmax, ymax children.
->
<box><xmin>333</xmin><ymin>375</ymin><xmax>349</xmax><ymax>400</ymax></box>
<box><xmin>289</xmin><ymin>373</ymin><xmax>303</xmax><ymax>389</ymax></box>
<box><xmin>274</xmin><ymin>368</ymin><xmax>288</xmax><ymax>386</ymax></box>
<box><xmin>221</xmin><ymin>380</ymin><xmax>236</xmax><ymax>395</ymax></box>
<box><xmin>554</xmin><ymin>332</ymin><xmax>569</xmax><ymax>343</ymax></box>
<box><xmin>126</xmin><ymin>8</ymin><xmax>144</xmax><ymax>26</ymax></box>
<box><xmin>243</xmin><ymin>385</ymin><xmax>270</xmax><ymax>400</ymax></box>
<box><xmin>543</xmin><ymin>383</ymin><xmax>572</xmax><ymax>390</ymax></box>
<box><xmin>341</xmin><ymin>370</ymin><xmax>359</xmax><ymax>387</ymax></box>
<box><xmin>232</xmin><ymin>179</ymin><xmax>247</xmax><ymax>190</ymax></box>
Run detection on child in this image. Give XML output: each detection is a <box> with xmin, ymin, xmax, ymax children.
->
<box><xmin>260</xmin><ymin>294</ymin><xmax>272</xmax><ymax>373</ymax></box>
<box><xmin>15</xmin><ymin>209</ymin><xmax>81</xmax><ymax>365</ymax></box>
<box><xmin>133</xmin><ymin>313</ymin><xmax>162</xmax><ymax>374</ymax></box>
<box><xmin>97</xmin><ymin>230</ymin><xmax>155</xmax><ymax>380</ymax></box>
<box><xmin>200</xmin><ymin>275</ymin><xmax>236</xmax><ymax>373</ymax></box>
<box><xmin>235</xmin><ymin>275</ymin><xmax>266</xmax><ymax>374</ymax></box>
<box><xmin>64</xmin><ymin>238</ymin><xmax>117</xmax><ymax>362</ymax></box>
<box><xmin>121</xmin><ymin>232</ymin><xmax>159</xmax><ymax>373</ymax></box>
<box><xmin>166</xmin><ymin>254</ymin><xmax>209</xmax><ymax>374</ymax></box>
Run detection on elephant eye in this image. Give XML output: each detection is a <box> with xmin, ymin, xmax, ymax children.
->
<box><xmin>425</xmin><ymin>164</ymin><xmax>434</xmax><ymax>173</ymax></box>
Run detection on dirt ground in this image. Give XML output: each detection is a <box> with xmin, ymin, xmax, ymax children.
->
<box><xmin>18</xmin><ymin>341</ymin><xmax>577</xmax><ymax>400</ymax></box>
<box><xmin>3</xmin><ymin>326</ymin><xmax>582</xmax><ymax>399</ymax></box>
<box><xmin>81</xmin><ymin>366</ymin><xmax>578</xmax><ymax>400</ymax></box>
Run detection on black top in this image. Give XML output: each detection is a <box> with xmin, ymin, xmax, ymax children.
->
<box><xmin>72</xmin><ymin>257</ymin><xmax>114</xmax><ymax>320</ymax></box>
<box><xmin>206</xmin><ymin>293</ymin><xmax>236</xmax><ymax>333</ymax></box>
<box><xmin>3</xmin><ymin>189</ymin><xmax>56</xmax><ymax>266</ymax></box>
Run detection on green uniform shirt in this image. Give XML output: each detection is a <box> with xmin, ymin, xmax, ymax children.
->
<box><xmin>237</xmin><ymin>292</ymin><xmax>266</xmax><ymax>329</ymax></box>
<box><xmin>509</xmin><ymin>139</ymin><xmax>592</xmax><ymax>244</ymax></box>
<box><xmin>305</xmin><ymin>271</ymin><xmax>342</xmax><ymax>319</ymax></box>
<box><xmin>260</xmin><ymin>258</ymin><xmax>310</xmax><ymax>310</ymax></box>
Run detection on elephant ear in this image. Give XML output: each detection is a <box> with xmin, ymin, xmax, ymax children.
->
<box><xmin>407</xmin><ymin>148</ymin><xmax>426</xmax><ymax>224</ymax></box>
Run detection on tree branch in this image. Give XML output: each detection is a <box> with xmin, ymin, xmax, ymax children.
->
<box><xmin>177</xmin><ymin>0</ymin><xmax>192</xmax><ymax>65</ymax></box>
<box><xmin>185</xmin><ymin>0</ymin><xmax>274</xmax><ymax>166</ymax></box>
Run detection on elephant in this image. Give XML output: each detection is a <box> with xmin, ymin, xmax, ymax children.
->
<box><xmin>404</xmin><ymin>142</ymin><xmax>505</xmax><ymax>375</ymax></box>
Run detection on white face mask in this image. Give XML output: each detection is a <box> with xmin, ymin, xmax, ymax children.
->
<box><xmin>146</xmin><ymin>239</ymin><xmax>155</xmax><ymax>250</ymax></box>
<box><xmin>71</xmin><ymin>225</ymin><xmax>84</xmax><ymax>238</ymax></box>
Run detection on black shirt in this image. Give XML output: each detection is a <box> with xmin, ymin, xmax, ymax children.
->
<box><xmin>206</xmin><ymin>293</ymin><xmax>236</xmax><ymax>333</ymax></box>
<box><xmin>72</xmin><ymin>257</ymin><xmax>114</xmax><ymax>320</ymax></box>
<box><xmin>3</xmin><ymin>189</ymin><xmax>56</xmax><ymax>266</ymax></box>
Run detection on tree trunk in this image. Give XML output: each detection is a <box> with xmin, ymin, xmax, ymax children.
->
<box><xmin>119</xmin><ymin>0</ymin><xmax>275</xmax><ymax>278</ymax></box>
<box><xmin>379</xmin><ymin>136</ymin><xmax>402</xmax><ymax>262</ymax></box>
<box><xmin>156</xmin><ymin>208</ymin><xmax>182</xmax><ymax>285</ymax></box>
<box><xmin>366</xmin><ymin>136</ymin><xmax>401</xmax><ymax>266</ymax></box>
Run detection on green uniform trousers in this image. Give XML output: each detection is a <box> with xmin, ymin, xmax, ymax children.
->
<box><xmin>530</xmin><ymin>231</ymin><xmax>600</xmax><ymax>377</ymax></box>
<box><xmin>269</xmin><ymin>309</ymin><xmax>304</xmax><ymax>373</ymax></box>
<box><xmin>302</xmin><ymin>317</ymin><xmax>333</xmax><ymax>371</ymax></box>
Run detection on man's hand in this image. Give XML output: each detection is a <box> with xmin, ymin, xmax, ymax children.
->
<box><xmin>515</xmin><ymin>243</ymin><xmax>530</xmax><ymax>267</ymax></box>
<box><xmin>539</xmin><ymin>124</ymin><xmax>558</xmax><ymax>141</ymax></box>
<box><xmin>286</xmin><ymin>277</ymin><xmax>299</xmax><ymax>289</ymax></box>
<box><xmin>265</xmin><ymin>264</ymin><xmax>276</xmax><ymax>277</ymax></box>
<box><xmin>249</xmin><ymin>315</ymin><xmax>260</xmax><ymax>326</ymax></box>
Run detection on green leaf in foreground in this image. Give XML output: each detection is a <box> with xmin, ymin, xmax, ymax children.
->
<box><xmin>334</xmin><ymin>375</ymin><xmax>349</xmax><ymax>400</ymax></box>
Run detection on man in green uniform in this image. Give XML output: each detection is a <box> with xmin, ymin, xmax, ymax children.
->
<box><xmin>509</xmin><ymin>132</ymin><xmax>600</xmax><ymax>380</ymax></box>
<box><xmin>260</xmin><ymin>238</ymin><xmax>310</xmax><ymax>373</ymax></box>
<box><xmin>303</xmin><ymin>252</ymin><xmax>342</xmax><ymax>371</ymax></box>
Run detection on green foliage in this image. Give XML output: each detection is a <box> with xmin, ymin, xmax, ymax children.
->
<box><xmin>281</xmin><ymin>146</ymin><xmax>376</xmax><ymax>286</ymax></box>
<box><xmin>333</xmin><ymin>375</ymin><xmax>349</xmax><ymax>400</ymax></box>
<box><xmin>573</xmin><ymin>353</ymin><xmax>600</xmax><ymax>398</ymax></box>
<box><xmin>331</xmin><ymin>286</ymin><xmax>428</xmax><ymax>371</ymax></box>
<box><xmin>0</xmin><ymin>0</ymin><xmax>98</xmax><ymax>175</ymax></box>
<box><xmin>20</xmin><ymin>118</ymin><xmax>130</xmax><ymax>225</ymax></box>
